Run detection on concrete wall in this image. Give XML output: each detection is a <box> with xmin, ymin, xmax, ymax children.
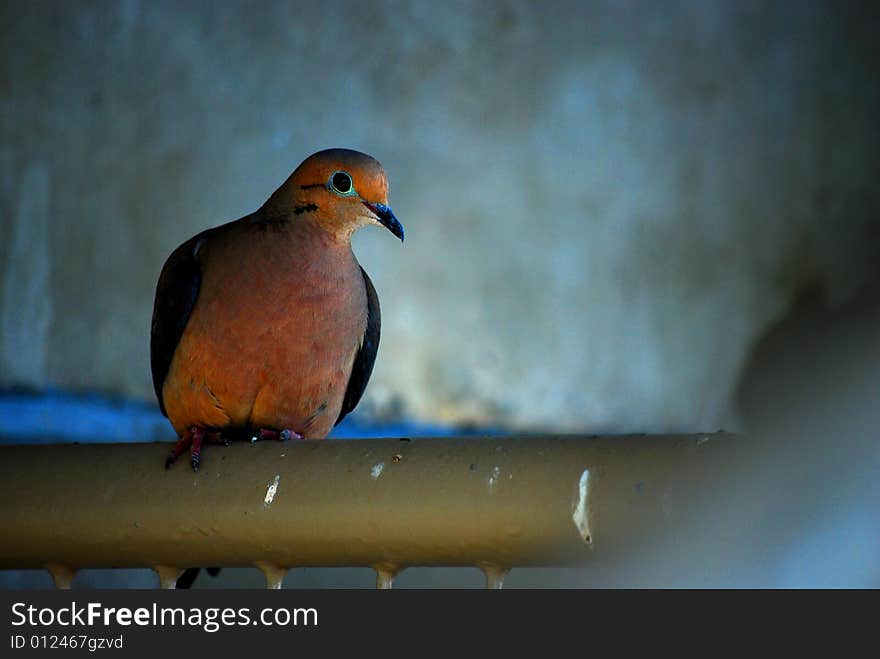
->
<box><xmin>1</xmin><ymin>0</ymin><xmax>878</xmax><ymax>432</ymax></box>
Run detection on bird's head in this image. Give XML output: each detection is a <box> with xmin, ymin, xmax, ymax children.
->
<box><xmin>264</xmin><ymin>148</ymin><xmax>404</xmax><ymax>243</ymax></box>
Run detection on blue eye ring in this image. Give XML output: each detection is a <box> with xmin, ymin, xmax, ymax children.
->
<box><xmin>328</xmin><ymin>171</ymin><xmax>356</xmax><ymax>196</ymax></box>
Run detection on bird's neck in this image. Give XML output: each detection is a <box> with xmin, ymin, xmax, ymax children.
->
<box><xmin>253</xmin><ymin>204</ymin><xmax>356</xmax><ymax>248</ymax></box>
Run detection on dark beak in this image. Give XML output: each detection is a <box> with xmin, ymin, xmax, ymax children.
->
<box><xmin>363</xmin><ymin>202</ymin><xmax>405</xmax><ymax>242</ymax></box>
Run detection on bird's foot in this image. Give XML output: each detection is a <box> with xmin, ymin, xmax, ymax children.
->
<box><xmin>252</xmin><ymin>428</ymin><xmax>303</xmax><ymax>443</ymax></box>
<box><xmin>165</xmin><ymin>426</ymin><xmax>228</xmax><ymax>471</ymax></box>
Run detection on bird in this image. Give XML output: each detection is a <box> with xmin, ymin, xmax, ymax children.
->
<box><xmin>150</xmin><ymin>148</ymin><xmax>404</xmax><ymax>472</ymax></box>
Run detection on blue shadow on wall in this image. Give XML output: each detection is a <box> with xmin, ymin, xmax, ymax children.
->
<box><xmin>0</xmin><ymin>389</ymin><xmax>487</xmax><ymax>444</ymax></box>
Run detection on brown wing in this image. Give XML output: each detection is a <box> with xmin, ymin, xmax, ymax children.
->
<box><xmin>335</xmin><ymin>267</ymin><xmax>380</xmax><ymax>426</ymax></box>
<box><xmin>150</xmin><ymin>221</ymin><xmax>234</xmax><ymax>417</ymax></box>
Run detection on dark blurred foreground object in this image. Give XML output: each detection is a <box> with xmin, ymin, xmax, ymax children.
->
<box><xmin>732</xmin><ymin>283</ymin><xmax>880</xmax><ymax>586</ymax></box>
<box><xmin>150</xmin><ymin>149</ymin><xmax>404</xmax><ymax>473</ymax></box>
<box><xmin>176</xmin><ymin>567</ymin><xmax>220</xmax><ymax>590</ymax></box>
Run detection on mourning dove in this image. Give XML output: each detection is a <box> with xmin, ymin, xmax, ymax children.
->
<box><xmin>150</xmin><ymin>148</ymin><xmax>403</xmax><ymax>470</ymax></box>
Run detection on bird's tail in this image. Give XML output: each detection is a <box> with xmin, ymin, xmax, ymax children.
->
<box><xmin>175</xmin><ymin>567</ymin><xmax>222</xmax><ymax>589</ymax></box>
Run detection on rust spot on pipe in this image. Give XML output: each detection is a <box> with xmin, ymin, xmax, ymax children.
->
<box><xmin>572</xmin><ymin>469</ymin><xmax>592</xmax><ymax>545</ymax></box>
<box><xmin>480</xmin><ymin>564</ymin><xmax>509</xmax><ymax>589</ymax></box>
<box><xmin>374</xmin><ymin>563</ymin><xmax>400</xmax><ymax>589</ymax></box>
<box><xmin>46</xmin><ymin>563</ymin><xmax>76</xmax><ymax>590</ymax></box>
<box><xmin>487</xmin><ymin>465</ymin><xmax>502</xmax><ymax>492</ymax></box>
<box><xmin>264</xmin><ymin>474</ymin><xmax>281</xmax><ymax>507</ymax></box>
<box><xmin>153</xmin><ymin>565</ymin><xmax>183</xmax><ymax>589</ymax></box>
<box><xmin>255</xmin><ymin>561</ymin><xmax>287</xmax><ymax>589</ymax></box>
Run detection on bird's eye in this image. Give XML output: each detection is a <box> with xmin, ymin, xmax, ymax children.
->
<box><xmin>329</xmin><ymin>171</ymin><xmax>354</xmax><ymax>195</ymax></box>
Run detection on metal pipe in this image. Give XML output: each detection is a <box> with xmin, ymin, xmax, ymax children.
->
<box><xmin>0</xmin><ymin>435</ymin><xmax>741</xmax><ymax>575</ymax></box>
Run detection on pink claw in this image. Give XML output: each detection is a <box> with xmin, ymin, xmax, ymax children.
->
<box><xmin>165</xmin><ymin>426</ymin><xmax>226</xmax><ymax>471</ymax></box>
<box><xmin>256</xmin><ymin>428</ymin><xmax>302</xmax><ymax>442</ymax></box>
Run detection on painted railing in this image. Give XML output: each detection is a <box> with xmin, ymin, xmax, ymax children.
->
<box><xmin>0</xmin><ymin>434</ymin><xmax>738</xmax><ymax>588</ymax></box>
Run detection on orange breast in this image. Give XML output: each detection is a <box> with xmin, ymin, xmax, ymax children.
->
<box><xmin>161</xmin><ymin>222</ymin><xmax>368</xmax><ymax>439</ymax></box>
